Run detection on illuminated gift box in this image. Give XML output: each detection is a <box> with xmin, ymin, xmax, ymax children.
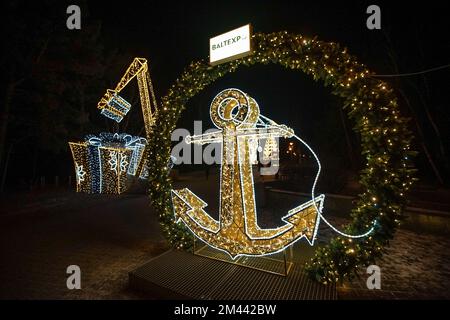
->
<box><xmin>69</xmin><ymin>132</ymin><xmax>147</xmax><ymax>194</ymax></box>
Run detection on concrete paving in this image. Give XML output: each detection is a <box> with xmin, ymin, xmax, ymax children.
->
<box><xmin>0</xmin><ymin>193</ymin><xmax>167</xmax><ymax>299</ymax></box>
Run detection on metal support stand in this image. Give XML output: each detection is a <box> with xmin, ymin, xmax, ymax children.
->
<box><xmin>192</xmin><ymin>237</ymin><xmax>293</xmax><ymax>277</ymax></box>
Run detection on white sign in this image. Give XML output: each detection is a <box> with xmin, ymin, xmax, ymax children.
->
<box><xmin>209</xmin><ymin>24</ymin><xmax>252</xmax><ymax>65</ymax></box>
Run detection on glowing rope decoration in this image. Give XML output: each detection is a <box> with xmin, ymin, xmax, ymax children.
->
<box><xmin>100</xmin><ymin>146</ymin><xmax>132</xmax><ymax>194</ymax></box>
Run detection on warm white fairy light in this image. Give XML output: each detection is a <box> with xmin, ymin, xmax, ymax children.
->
<box><xmin>139</xmin><ymin>160</ymin><xmax>150</xmax><ymax>179</ymax></box>
<box><xmin>97</xmin><ymin>58</ymin><xmax>157</xmax><ymax>139</ymax></box>
<box><xmin>69</xmin><ymin>142</ymin><xmax>92</xmax><ymax>193</ymax></box>
<box><xmin>171</xmin><ymin>88</ymin><xmax>375</xmax><ymax>259</ymax></box>
<box><xmin>94</xmin><ymin>58</ymin><xmax>158</xmax><ymax>184</ymax></box>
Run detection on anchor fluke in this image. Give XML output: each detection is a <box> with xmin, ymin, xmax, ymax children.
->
<box><xmin>169</xmin><ymin>88</ymin><xmax>328</xmax><ymax>258</ymax></box>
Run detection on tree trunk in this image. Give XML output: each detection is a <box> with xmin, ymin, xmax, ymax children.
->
<box><xmin>398</xmin><ymin>89</ymin><xmax>444</xmax><ymax>185</ymax></box>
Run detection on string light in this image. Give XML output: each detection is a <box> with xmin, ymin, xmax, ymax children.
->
<box><xmin>171</xmin><ymin>88</ymin><xmax>326</xmax><ymax>258</ymax></box>
<box><xmin>99</xmin><ymin>146</ymin><xmax>132</xmax><ymax>194</ymax></box>
<box><xmin>69</xmin><ymin>142</ymin><xmax>93</xmax><ymax>193</ymax></box>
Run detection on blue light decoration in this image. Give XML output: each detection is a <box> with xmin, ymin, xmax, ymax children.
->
<box><xmin>69</xmin><ymin>132</ymin><xmax>147</xmax><ymax>194</ymax></box>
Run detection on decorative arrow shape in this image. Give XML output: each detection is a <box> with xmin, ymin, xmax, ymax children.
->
<box><xmin>172</xmin><ymin>188</ymin><xmax>324</xmax><ymax>258</ymax></box>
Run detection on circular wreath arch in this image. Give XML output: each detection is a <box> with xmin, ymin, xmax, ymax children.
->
<box><xmin>147</xmin><ymin>31</ymin><xmax>416</xmax><ymax>283</ymax></box>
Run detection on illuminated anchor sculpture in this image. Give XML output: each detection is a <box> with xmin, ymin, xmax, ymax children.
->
<box><xmin>171</xmin><ymin>88</ymin><xmax>325</xmax><ymax>258</ymax></box>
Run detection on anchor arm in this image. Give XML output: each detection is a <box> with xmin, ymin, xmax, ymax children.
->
<box><xmin>185</xmin><ymin>131</ymin><xmax>223</xmax><ymax>145</ymax></box>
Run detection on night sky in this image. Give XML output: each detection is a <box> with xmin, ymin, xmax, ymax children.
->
<box><xmin>2</xmin><ymin>0</ymin><xmax>449</xmax><ymax>186</ymax></box>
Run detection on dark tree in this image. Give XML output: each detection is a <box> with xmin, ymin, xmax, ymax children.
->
<box><xmin>0</xmin><ymin>0</ymin><xmax>108</xmax><ymax>192</ymax></box>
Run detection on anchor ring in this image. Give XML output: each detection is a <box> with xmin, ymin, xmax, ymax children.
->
<box><xmin>210</xmin><ymin>88</ymin><xmax>260</xmax><ymax>129</ymax></box>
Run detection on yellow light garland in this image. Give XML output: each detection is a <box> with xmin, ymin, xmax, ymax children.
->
<box><xmin>147</xmin><ymin>31</ymin><xmax>416</xmax><ymax>283</ymax></box>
